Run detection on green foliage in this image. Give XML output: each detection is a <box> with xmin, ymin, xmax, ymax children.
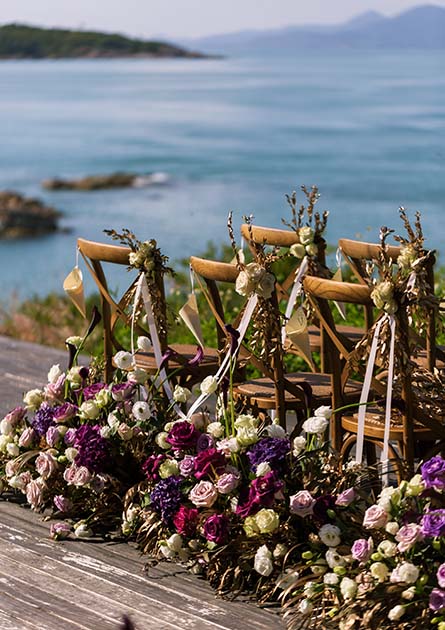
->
<box><xmin>0</xmin><ymin>24</ymin><xmax>193</xmax><ymax>59</ymax></box>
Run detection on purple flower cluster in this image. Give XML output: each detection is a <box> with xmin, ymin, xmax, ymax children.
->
<box><xmin>32</xmin><ymin>403</ymin><xmax>56</xmax><ymax>437</ymax></box>
<box><xmin>421</xmin><ymin>456</ymin><xmax>445</xmax><ymax>490</ymax></box>
<box><xmin>74</xmin><ymin>425</ymin><xmax>110</xmax><ymax>473</ymax></box>
<box><xmin>150</xmin><ymin>476</ymin><xmax>183</xmax><ymax>523</ymax></box>
<box><xmin>247</xmin><ymin>437</ymin><xmax>290</xmax><ymax>472</ymax></box>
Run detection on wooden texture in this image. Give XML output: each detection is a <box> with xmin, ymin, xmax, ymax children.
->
<box><xmin>0</xmin><ymin>335</ymin><xmax>283</xmax><ymax>629</ymax></box>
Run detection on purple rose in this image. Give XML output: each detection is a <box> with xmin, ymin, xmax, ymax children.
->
<box><xmin>430</xmin><ymin>588</ymin><xmax>445</xmax><ymax>612</ymax></box>
<box><xmin>64</xmin><ymin>428</ymin><xmax>77</xmax><ymax>446</ymax></box>
<box><xmin>289</xmin><ymin>490</ymin><xmax>316</xmax><ymax>517</ymax></box>
<box><xmin>46</xmin><ymin>426</ymin><xmax>60</xmax><ymax>447</ymax></box>
<box><xmin>178</xmin><ymin>455</ymin><xmax>195</xmax><ymax>477</ymax></box>
<box><xmin>142</xmin><ymin>454</ymin><xmax>166</xmax><ymax>481</ymax></box>
<box><xmin>421</xmin><ymin>510</ymin><xmax>445</xmax><ymax>538</ymax></box>
<box><xmin>166</xmin><ymin>421</ymin><xmax>199</xmax><ymax>450</ymax></box>
<box><xmin>202</xmin><ymin>513</ymin><xmax>229</xmax><ymax>545</ymax></box>
<box><xmin>236</xmin><ymin>472</ymin><xmax>283</xmax><ymax>517</ymax></box>
<box><xmin>194</xmin><ymin>448</ymin><xmax>226</xmax><ymax>480</ymax></box>
<box><xmin>53</xmin><ymin>403</ymin><xmax>77</xmax><ymax>423</ymax></box>
<box><xmin>82</xmin><ymin>383</ymin><xmax>107</xmax><ymax>400</ymax></box>
<box><xmin>111</xmin><ymin>382</ymin><xmax>135</xmax><ymax>401</ymax></box>
<box><xmin>196</xmin><ymin>433</ymin><xmax>215</xmax><ymax>452</ymax></box>
<box><xmin>351</xmin><ymin>538</ymin><xmax>372</xmax><ymax>563</ymax></box>
<box><xmin>216</xmin><ymin>472</ymin><xmax>240</xmax><ymax>494</ymax></box>
<box><xmin>395</xmin><ymin>524</ymin><xmax>423</xmax><ymax>552</ymax></box>
<box><xmin>49</xmin><ymin>521</ymin><xmax>72</xmax><ymax>540</ymax></box>
<box><xmin>421</xmin><ymin>456</ymin><xmax>445</xmax><ymax>490</ymax></box>
<box><xmin>438</xmin><ymin>563</ymin><xmax>445</xmax><ymax>589</ymax></box>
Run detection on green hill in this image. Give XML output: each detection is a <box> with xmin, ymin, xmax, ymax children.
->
<box><xmin>0</xmin><ymin>23</ymin><xmax>204</xmax><ymax>59</ymax></box>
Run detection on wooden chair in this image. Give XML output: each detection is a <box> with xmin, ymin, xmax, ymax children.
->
<box><xmin>241</xmin><ymin>224</ymin><xmax>365</xmax><ymax>364</ymax></box>
<box><xmin>303</xmin><ymin>275</ymin><xmax>445</xmax><ymax>477</ymax></box>
<box><xmin>338</xmin><ymin>237</ymin><xmax>445</xmax><ymax>372</ymax></box>
<box><xmin>190</xmin><ymin>255</ymin><xmax>363</xmax><ymax>429</ymax></box>
<box><xmin>77</xmin><ymin>238</ymin><xmax>219</xmax><ymax>383</ymax></box>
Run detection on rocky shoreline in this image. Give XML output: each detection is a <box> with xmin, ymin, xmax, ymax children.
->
<box><xmin>0</xmin><ymin>191</ymin><xmax>61</xmax><ymax>238</ymax></box>
<box><xmin>42</xmin><ymin>171</ymin><xmax>169</xmax><ymax>191</ymax></box>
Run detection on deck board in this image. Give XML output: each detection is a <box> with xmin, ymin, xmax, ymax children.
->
<box><xmin>0</xmin><ymin>336</ymin><xmax>283</xmax><ymax>629</ymax></box>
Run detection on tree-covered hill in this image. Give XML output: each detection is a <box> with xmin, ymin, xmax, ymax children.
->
<box><xmin>0</xmin><ymin>23</ymin><xmax>205</xmax><ymax>59</ymax></box>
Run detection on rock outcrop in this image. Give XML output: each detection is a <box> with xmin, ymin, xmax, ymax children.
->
<box><xmin>42</xmin><ymin>171</ymin><xmax>169</xmax><ymax>191</ymax></box>
<box><xmin>0</xmin><ymin>191</ymin><xmax>60</xmax><ymax>238</ymax></box>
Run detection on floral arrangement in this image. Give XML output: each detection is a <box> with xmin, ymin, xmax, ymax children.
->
<box><xmin>279</xmin><ymin>456</ymin><xmax>445</xmax><ymax>630</ymax></box>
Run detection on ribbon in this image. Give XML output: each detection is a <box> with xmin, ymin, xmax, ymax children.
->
<box><xmin>355</xmin><ymin>314</ymin><xmax>396</xmax><ymax>484</ymax></box>
<box><xmin>281</xmin><ymin>256</ymin><xmax>309</xmax><ymax>345</ymax></box>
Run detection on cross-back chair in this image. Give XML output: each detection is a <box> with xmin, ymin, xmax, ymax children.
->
<box><xmin>77</xmin><ymin>238</ymin><xmax>219</xmax><ymax>383</ymax></box>
<box><xmin>303</xmin><ymin>275</ymin><xmax>445</xmax><ymax>478</ymax></box>
<box><xmin>190</xmin><ymin>255</ymin><xmax>363</xmax><ymax>429</ymax></box>
<box><xmin>338</xmin><ymin>237</ymin><xmax>445</xmax><ymax>373</ymax></box>
<box><xmin>240</xmin><ymin>224</ymin><xmax>365</xmax><ymax>366</ymax></box>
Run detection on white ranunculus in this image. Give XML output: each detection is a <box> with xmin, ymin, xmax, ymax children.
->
<box><xmin>314</xmin><ymin>405</ymin><xmax>332</xmax><ymax>419</ymax></box>
<box><xmin>319</xmin><ymin>524</ymin><xmax>341</xmax><ymax>547</ymax></box>
<box><xmin>200</xmin><ymin>375</ymin><xmax>218</xmax><ymax>396</ymax></box>
<box><xmin>325</xmin><ymin>549</ymin><xmax>347</xmax><ymax>569</ymax></box>
<box><xmin>377</xmin><ymin>540</ymin><xmax>397</xmax><ymax>558</ymax></box>
<box><xmin>47</xmin><ymin>364</ymin><xmax>63</xmax><ymax>384</ymax></box>
<box><xmin>132</xmin><ymin>401</ymin><xmax>151</xmax><ymax>421</ymax></box>
<box><xmin>292</xmin><ymin>435</ymin><xmax>306</xmax><ymax>456</ymax></box>
<box><xmin>254</xmin><ymin>545</ymin><xmax>274</xmax><ymax>577</ymax></box>
<box><xmin>340</xmin><ymin>577</ymin><xmax>357</xmax><ymax>601</ymax></box>
<box><xmin>79</xmin><ymin>400</ymin><xmax>100</xmax><ymax>420</ymax></box>
<box><xmin>23</xmin><ymin>388</ymin><xmax>44</xmax><ymax>411</ymax></box>
<box><xmin>302</xmin><ymin>416</ymin><xmax>329</xmax><ymax>435</ymax></box>
<box><xmin>370</xmin><ymin>561</ymin><xmax>389</xmax><ymax>582</ymax></box>
<box><xmin>299</xmin><ymin>226</ymin><xmax>314</xmax><ymax>246</ymax></box>
<box><xmin>136</xmin><ymin>336</ymin><xmax>152</xmax><ymax>352</ymax></box>
<box><xmin>266</xmin><ymin>423</ymin><xmax>286</xmax><ymax>439</ymax></box>
<box><xmin>173</xmin><ymin>385</ymin><xmax>192</xmax><ymax>404</ymax></box>
<box><xmin>206</xmin><ymin>422</ymin><xmax>224</xmax><ymax>438</ymax></box>
<box><xmin>113</xmin><ymin>351</ymin><xmax>134</xmax><ymax>371</ymax></box>
<box><xmin>127</xmin><ymin>368</ymin><xmax>148</xmax><ymax>384</ymax></box>
<box><xmin>388</xmin><ymin>605</ymin><xmax>405</xmax><ymax>621</ymax></box>
<box><xmin>256</xmin><ymin>462</ymin><xmax>272</xmax><ymax>477</ymax></box>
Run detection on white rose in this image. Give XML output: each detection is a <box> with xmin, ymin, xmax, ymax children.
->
<box><xmin>340</xmin><ymin>577</ymin><xmax>357</xmax><ymax>600</ymax></box>
<box><xmin>254</xmin><ymin>545</ymin><xmax>274</xmax><ymax>577</ymax></box>
<box><xmin>378</xmin><ymin>540</ymin><xmax>397</xmax><ymax>558</ymax></box>
<box><xmin>113</xmin><ymin>351</ymin><xmax>134</xmax><ymax>371</ymax></box>
<box><xmin>132</xmin><ymin>401</ymin><xmax>151</xmax><ymax>421</ymax></box>
<box><xmin>314</xmin><ymin>405</ymin><xmax>332</xmax><ymax>420</ymax></box>
<box><xmin>216</xmin><ymin>437</ymin><xmax>240</xmax><ymax>454</ymax></box>
<box><xmin>385</xmin><ymin>521</ymin><xmax>400</xmax><ymax>535</ymax></box>
<box><xmin>23</xmin><ymin>388</ymin><xmax>44</xmax><ymax>411</ymax></box>
<box><xmin>302</xmin><ymin>416</ymin><xmax>329</xmax><ymax>435</ymax></box>
<box><xmin>256</xmin><ymin>271</ymin><xmax>275</xmax><ymax>299</ymax></box>
<box><xmin>390</xmin><ymin>562</ymin><xmax>419</xmax><ymax>585</ymax></box>
<box><xmin>370</xmin><ymin>561</ymin><xmax>389</xmax><ymax>582</ymax></box>
<box><xmin>256</xmin><ymin>462</ymin><xmax>272</xmax><ymax>477</ymax></box>
<box><xmin>206</xmin><ymin>422</ymin><xmax>224</xmax><ymax>438</ymax></box>
<box><xmin>136</xmin><ymin>336</ymin><xmax>152</xmax><ymax>352</ymax></box>
<box><xmin>6</xmin><ymin>443</ymin><xmax>19</xmax><ymax>457</ymax></box>
<box><xmin>127</xmin><ymin>368</ymin><xmax>148</xmax><ymax>384</ymax></box>
<box><xmin>319</xmin><ymin>524</ymin><xmax>341</xmax><ymax>547</ymax></box>
<box><xmin>289</xmin><ymin>243</ymin><xmax>305</xmax><ymax>259</ymax></box>
<box><xmin>200</xmin><ymin>376</ymin><xmax>218</xmax><ymax>396</ymax></box>
<box><xmin>388</xmin><ymin>605</ymin><xmax>405</xmax><ymax>621</ymax></box>
<box><xmin>159</xmin><ymin>543</ymin><xmax>176</xmax><ymax>559</ymax></box>
<box><xmin>292</xmin><ymin>435</ymin><xmax>306</xmax><ymax>456</ymax></box>
<box><xmin>234</xmin><ymin>414</ymin><xmax>259</xmax><ymax>429</ymax></box>
<box><xmin>173</xmin><ymin>386</ymin><xmax>192</xmax><ymax>404</ymax></box>
<box><xmin>47</xmin><ymin>364</ymin><xmax>63</xmax><ymax>384</ymax></box>
<box><xmin>236</xmin><ymin>426</ymin><xmax>258</xmax><ymax>446</ymax></box>
<box><xmin>266</xmin><ymin>424</ymin><xmax>286</xmax><ymax>439</ymax></box>
<box><xmin>79</xmin><ymin>400</ymin><xmax>100</xmax><ymax>420</ymax></box>
<box><xmin>299</xmin><ymin>226</ymin><xmax>314</xmax><ymax>246</ymax></box>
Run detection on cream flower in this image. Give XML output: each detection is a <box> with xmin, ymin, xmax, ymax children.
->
<box><xmin>113</xmin><ymin>351</ymin><xmax>134</xmax><ymax>371</ymax></box>
<box><xmin>254</xmin><ymin>545</ymin><xmax>274</xmax><ymax>577</ymax></box>
<box><xmin>200</xmin><ymin>375</ymin><xmax>218</xmax><ymax>395</ymax></box>
<box><xmin>254</xmin><ymin>509</ymin><xmax>279</xmax><ymax>534</ymax></box>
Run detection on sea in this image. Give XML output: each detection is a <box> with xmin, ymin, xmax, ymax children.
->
<box><xmin>0</xmin><ymin>50</ymin><xmax>444</xmax><ymax>300</ymax></box>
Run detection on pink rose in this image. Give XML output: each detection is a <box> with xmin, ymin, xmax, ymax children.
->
<box><xmin>63</xmin><ymin>463</ymin><xmax>78</xmax><ymax>484</ymax></box>
<box><xmin>35</xmin><ymin>452</ymin><xmax>58</xmax><ymax>479</ymax></box>
<box><xmin>395</xmin><ymin>524</ymin><xmax>423</xmax><ymax>553</ymax></box>
<box><xmin>363</xmin><ymin>505</ymin><xmax>388</xmax><ymax>529</ymax></box>
<box><xmin>351</xmin><ymin>538</ymin><xmax>373</xmax><ymax>562</ymax></box>
<box><xmin>5</xmin><ymin>460</ymin><xmax>20</xmax><ymax>478</ymax></box>
<box><xmin>216</xmin><ymin>472</ymin><xmax>240</xmax><ymax>494</ymax></box>
<box><xmin>189</xmin><ymin>480</ymin><xmax>218</xmax><ymax>507</ymax></box>
<box><xmin>335</xmin><ymin>488</ymin><xmax>356</xmax><ymax>507</ymax></box>
<box><xmin>49</xmin><ymin>521</ymin><xmax>72</xmax><ymax>540</ymax></box>
<box><xmin>26</xmin><ymin>479</ymin><xmax>45</xmax><ymax>509</ymax></box>
<box><xmin>44</xmin><ymin>375</ymin><xmax>66</xmax><ymax>401</ymax></box>
<box><xmin>19</xmin><ymin>427</ymin><xmax>36</xmax><ymax>448</ymax></box>
<box><xmin>3</xmin><ymin>406</ymin><xmax>26</xmax><ymax>427</ymax></box>
<box><xmin>73</xmin><ymin>466</ymin><xmax>92</xmax><ymax>487</ymax></box>
<box><xmin>46</xmin><ymin>426</ymin><xmax>60</xmax><ymax>447</ymax></box>
<box><xmin>54</xmin><ymin>495</ymin><xmax>73</xmax><ymax>513</ymax></box>
<box><xmin>289</xmin><ymin>490</ymin><xmax>316</xmax><ymax>517</ymax></box>
<box><xmin>437</xmin><ymin>563</ymin><xmax>445</xmax><ymax>588</ymax></box>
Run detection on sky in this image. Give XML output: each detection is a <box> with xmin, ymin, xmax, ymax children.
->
<box><xmin>1</xmin><ymin>0</ymin><xmax>445</xmax><ymax>39</ymax></box>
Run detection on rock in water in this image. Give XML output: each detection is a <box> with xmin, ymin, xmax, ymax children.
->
<box><xmin>0</xmin><ymin>191</ymin><xmax>61</xmax><ymax>238</ymax></box>
<box><xmin>42</xmin><ymin>171</ymin><xmax>169</xmax><ymax>191</ymax></box>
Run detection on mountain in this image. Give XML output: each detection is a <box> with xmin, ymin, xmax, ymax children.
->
<box><xmin>182</xmin><ymin>5</ymin><xmax>445</xmax><ymax>53</ymax></box>
<box><xmin>0</xmin><ymin>23</ymin><xmax>206</xmax><ymax>59</ymax></box>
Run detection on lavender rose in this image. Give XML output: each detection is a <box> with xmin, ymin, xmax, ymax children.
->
<box><xmin>395</xmin><ymin>524</ymin><xmax>423</xmax><ymax>552</ymax></box>
<box><xmin>35</xmin><ymin>452</ymin><xmax>58</xmax><ymax>479</ymax></box>
<box><xmin>430</xmin><ymin>589</ymin><xmax>445</xmax><ymax>612</ymax></box>
<box><xmin>438</xmin><ymin>564</ymin><xmax>445</xmax><ymax>589</ymax></box>
<box><xmin>54</xmin><ymin>495</ymin><xmax>73</xmax><ymax>513</ymax></box>
<box><xmin>351</xmin><ymin>538</ymin><xmax>372</xmax><ymax>563</ymax></box>
<box><xmin>289</xmin><ymin>490</ymin><xmax>316</xmax><ymax>517</ymax></box>
<box><xmin>216</xmin><ymin>472</ymin><xmax>240</xmax><ymax>494</ymax></box>
<box><xmin>421</xmin><ymin>510</ymin><xmax>445</xmax><ymax>538</ymax></box>
<box><xmin>363</xmin><ymin>505</ymin><xmax>388</xmax><ymax>529</ymax></box>
<box><xmin>49</xmin><ymin>521</ymin><xmax>72</xmax><ymax>540</ymax></box>
<box><xmin>335</xmin><ymin>488</ymin><xmax>356</xmax><ymax>507</ymax></box>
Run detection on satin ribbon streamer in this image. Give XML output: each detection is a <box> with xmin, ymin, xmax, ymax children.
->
<box><xmin>282</xmin><ymin>256</ymin><xmax>309</xmax><ymax>345</ymax></box>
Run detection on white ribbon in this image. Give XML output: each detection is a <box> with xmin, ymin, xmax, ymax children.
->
<box><xmin>355</xmin><ymin>314</ymin><xmax>396</xmax><ymax>484</ymax></box>
<box><xmin>282</xmin><ymin>256</ymin><xmax>309</xmax><ymax>345</ymax></box>
<box><xmin>186</xmin><ymin>294</ymin><xmax>258</xmax><ymax>418</ymax></box>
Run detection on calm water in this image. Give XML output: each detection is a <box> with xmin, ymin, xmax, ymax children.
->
<box><xmin>0</xmin><ymin>50</ymin><xmax>444</xmax><ymax>299</ymax></box>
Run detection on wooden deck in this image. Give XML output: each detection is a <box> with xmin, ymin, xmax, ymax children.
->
<box><xmin>0</xmin><ymin>336</ymin><xmax>283</xmax><ymax>630</ymax></box>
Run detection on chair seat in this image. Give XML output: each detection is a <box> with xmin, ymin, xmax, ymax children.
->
<box><xmin>134</xmin><ymin>344</ymin><xmax>220</xmax><ymax>380</ymax></box>
<box><xmin>342</xmin><ymin>407</ymin><xmax>434</xmax><ymax>441</ymax></box>
<box><xmin>414</xmin><ymin>346</ymin><xmax>445</xmax><ymax>371</ymax></box>
<box><xmin>308</xmin><ymin>324</ymin><xmax>365</xmax><ymax>352</ymax></box>
<box><xmin>233</xmin><ymin>372</ymin><xmax>363</xmax><ymax>410</ymax></box>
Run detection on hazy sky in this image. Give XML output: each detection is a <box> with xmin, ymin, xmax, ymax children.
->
<box><xmin>2</xmin><ymin>1</ymin><xmax>445</xmax><ymax>39</ymax></box>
